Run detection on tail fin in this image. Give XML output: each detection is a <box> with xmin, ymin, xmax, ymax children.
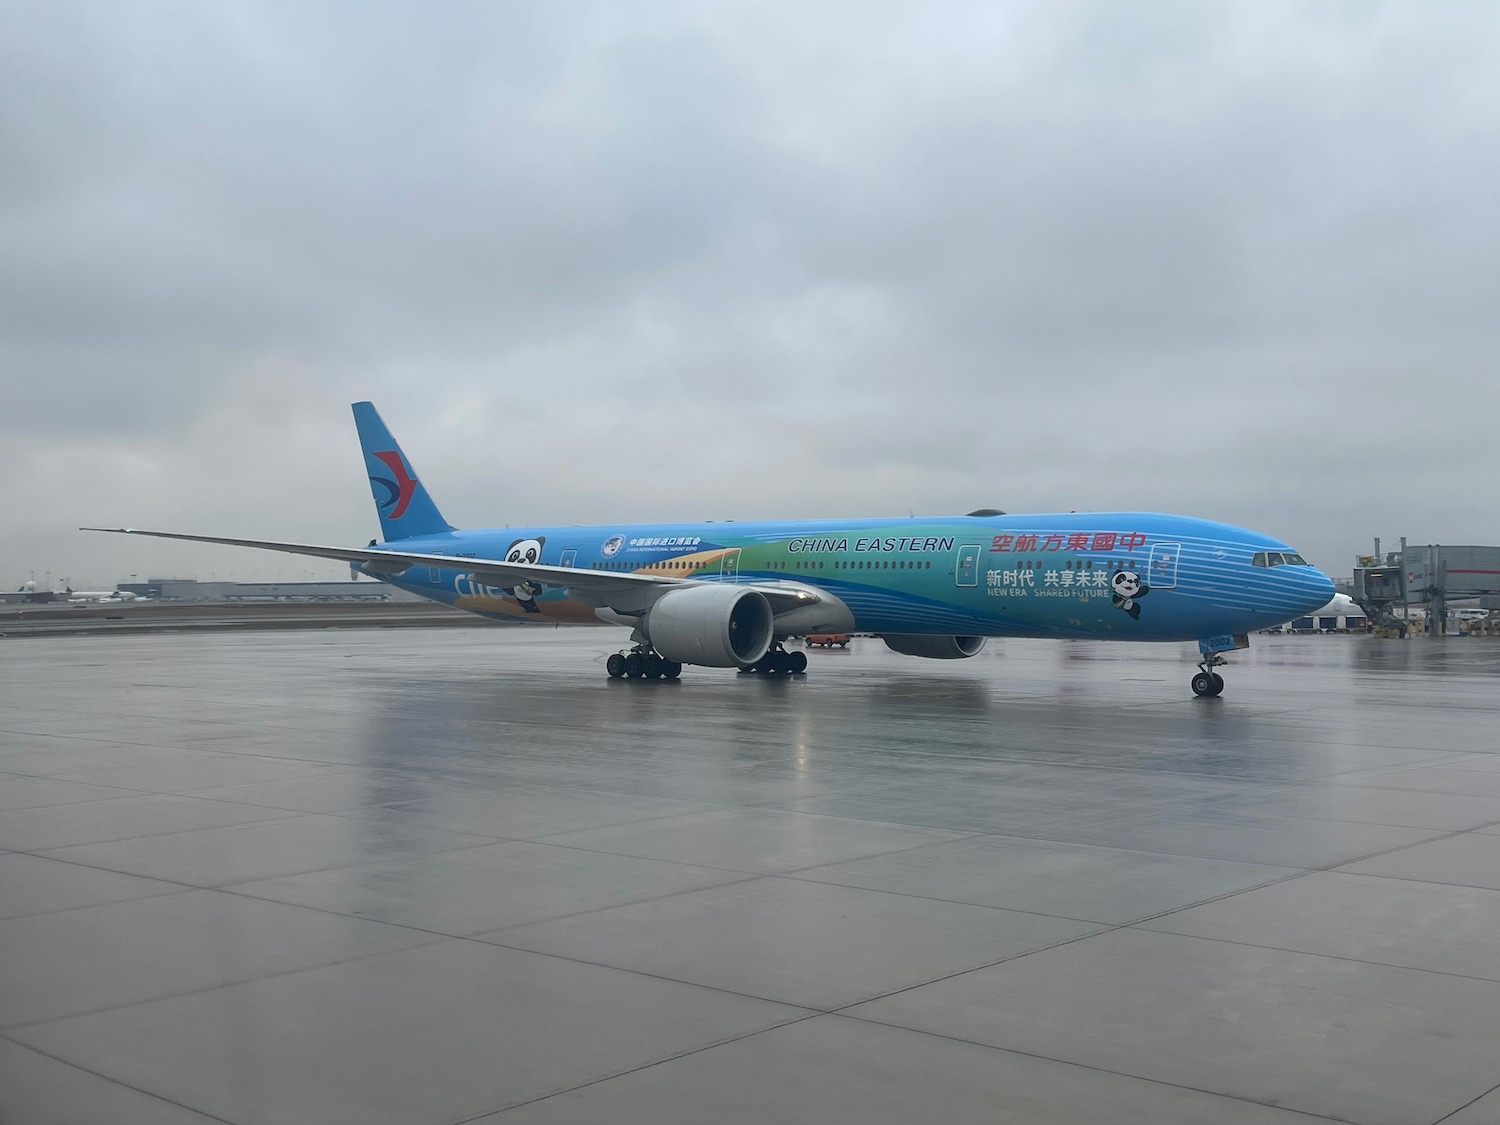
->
<box><xmin>352</xmin><ymin>402</ymin><xmax>454</xmax><ymax>541</ymax></box>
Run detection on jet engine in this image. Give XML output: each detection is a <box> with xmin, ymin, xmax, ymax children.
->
<box><xmin>644</xmin><ymin>585</ymin><xmax>775</xmax><ymax>668</ymax></box>
<box><xmin>882</xmin><ymin>634</ymin><xmax>987</xmax><ymax>659</ymax></box>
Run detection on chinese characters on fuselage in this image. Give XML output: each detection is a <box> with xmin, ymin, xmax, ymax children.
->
<box><xmin>990</xmin><ymin>532</ymin><xmax>1147</xmax><ymax>553</ymax></box>
<box><xmin>985</xmin><ymin>568</ymin><xmax>1114</xmax><ymax>597</ymax></box>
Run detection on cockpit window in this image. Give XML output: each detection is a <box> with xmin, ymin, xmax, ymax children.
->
<box><xmin>1252</xmin><ymin>551</ymin><xmax>1308</xmax><ymax>568</ymax></box>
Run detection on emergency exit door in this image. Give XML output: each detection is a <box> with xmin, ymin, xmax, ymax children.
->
<box><xmin>1148</xmin><ymin>543</ymin><xmax>1180</xmax><ymax>589</ymax></box>
<box><xmin>955</xmin><ymin>544</ymin><xmax>981</xmax><ymax>587</ymax></box>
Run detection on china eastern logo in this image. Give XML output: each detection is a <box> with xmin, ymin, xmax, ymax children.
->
<box><xmin>369</xmin><ymin>451</ymin><xmax>418</xmax><ymax>518</ymax></box>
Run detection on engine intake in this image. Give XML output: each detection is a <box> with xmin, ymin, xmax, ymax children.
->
<box><xmin>882</xmin><ymin>634</ymin><xmax>986</xmax><ymax>660</ymax></box>
<box><xmin>645</xmin><ymin>585</ymin><xmax>775</xmax><ymax>668</ymax></box>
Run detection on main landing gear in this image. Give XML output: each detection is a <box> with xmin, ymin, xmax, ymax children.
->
<box><xmin>607</xmin><ymin>646</ymin><xmax>682</xmax><ymax>681</ymax></box>
<box><xmin>738</xmin><ymin>642</ymin><xmax>808</xmax><ymax>676</ymax></box>
<box><xmin>1191</xmin><ymin>652</ymin><xmax>1226</xmax><ymax>698</ymax></box>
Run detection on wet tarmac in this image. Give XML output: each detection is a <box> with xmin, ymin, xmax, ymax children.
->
<box><xmin>3</xmin><ymin>627</ymin><xmax>1500</xmax><ymax>1124</ymax></box>
<box><xmin>0</xmin><ymin>600</ymin><xmax>477</xmax><ymax>637</ymax></box>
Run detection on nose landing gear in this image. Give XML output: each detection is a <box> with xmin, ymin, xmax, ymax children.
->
<box><xmin>1191</xmin><ymin>653</ymin><xmax>1226</xmax><ymax>697</ymax></box>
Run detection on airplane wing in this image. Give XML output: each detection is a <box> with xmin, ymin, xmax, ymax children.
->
<box><xmin>80</xmin><ymin>528</ymin><xmax>821</xmax><ymax>616</ymax></box>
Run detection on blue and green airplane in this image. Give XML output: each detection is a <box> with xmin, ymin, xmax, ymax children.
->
<box><xmin>88</xmin><ymin>401</ymin><xmax>1335</xmax><ymax>697</ymax></box>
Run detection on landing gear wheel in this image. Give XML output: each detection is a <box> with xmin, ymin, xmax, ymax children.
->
<box><xmin>747</xmin><ymin>642</ymin><xmax>805</xmax><ymax>677</ymax></box>
<box><xmin>606</xmin><ymin>653</ymin><xmax>627</xmax><ymax>679</ymax></box>
<box><xmin>644</xmin><ymin>655</ymin><xmax>664</xmax><ymax>680</ymax></box>
<box><xmin>624</xmin><ymin>653</ymin><xmax>644</xmax><ymax>679</ymax></box>
<box><xmin>1191</xmin><ymin>649</ymin><xmax>1228</xmax><ymax>698</ymax></box>
<box><xmin>664</xmin><ymin>661</ymin><xmax>682</xmax><ymax>680</ymax></box>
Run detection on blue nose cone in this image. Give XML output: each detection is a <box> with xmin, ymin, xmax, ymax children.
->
<box><xmin>1300</xmin><ymin>567</ymin><xmax>1337</xmax><ymax>613</ymax></box>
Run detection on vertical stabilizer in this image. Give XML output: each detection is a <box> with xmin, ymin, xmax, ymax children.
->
<box><xmin>351</xmin><ymin>402</ymin><xmax>454</xmax><ymax>541</ymax></box>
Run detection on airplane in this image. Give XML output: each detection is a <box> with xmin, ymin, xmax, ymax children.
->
<box><xmin>86</xmin><ymin>401</ymin><xmax>1336</xmax><ymax>697</ymax></box>
<box><xmin>1266</xmin><ymin>592</ymin><xmax>1368</xmax><ymax>633</ymax></box>
<box><xmin>9</xmin><ymin>581</ymin><xmax>139</xmax><ymax>604</ymax></box>
<box><xmin>64</xmin><ymin>588</ymin><xmax>141</xmax><ymax>603</ymax></box>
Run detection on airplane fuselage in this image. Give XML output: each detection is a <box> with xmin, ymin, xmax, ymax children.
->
<box><xmin>363</xmin><ymin>511</ymin><xmax>1334</xmax><ymax>643</ymax></box>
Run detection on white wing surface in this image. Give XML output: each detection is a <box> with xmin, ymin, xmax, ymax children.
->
<box><xmin>81</xmin><ymin>528</ymin><xmax>821</xmax><ymax>616</ymax></box>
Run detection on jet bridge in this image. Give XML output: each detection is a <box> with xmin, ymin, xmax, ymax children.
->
<box><xmin>1354</xmin><ymin>538</ymin><xmax>1500</xmax><ymax>635</ymax></box>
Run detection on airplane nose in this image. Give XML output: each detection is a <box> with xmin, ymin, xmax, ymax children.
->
<box><xmin>1301</xmin><ymin>567</ymin><xmax>1337</xmax><ymax>612</ymax></box>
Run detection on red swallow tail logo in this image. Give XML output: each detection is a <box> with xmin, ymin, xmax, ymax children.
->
<box><xmin>370</xmin><ymin>451</ymin><xmax>419</xmax><ymax>518</ymax></box>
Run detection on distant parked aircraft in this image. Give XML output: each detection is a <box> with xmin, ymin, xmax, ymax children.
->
<box><xmin>64</xmin><ymin>588</ymin><xmax>140</xmax><ymax>603</ymax></box>
<box><xmin>1268</xmin><ymin>592</ymin><xmax>1368</xmax><ymax>633</ymax></box>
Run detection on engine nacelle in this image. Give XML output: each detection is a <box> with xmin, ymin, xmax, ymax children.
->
<box><xmin>882</xmin><ymin>634</ymin><xmax>987</xmax><ymax>660</ymax></box>
<box><xmin>644</xmin><ymin>585</ymin><xmax>775</xmax><ymax>668</ymax></box>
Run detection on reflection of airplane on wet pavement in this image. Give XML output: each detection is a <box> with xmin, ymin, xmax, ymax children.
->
<box><xmin>87</xmin><ymin>402</ymin><xmax>1334</xmax><ymax>697</ymax></box>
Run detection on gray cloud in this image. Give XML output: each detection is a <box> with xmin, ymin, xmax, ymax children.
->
<box><xmin>4</xmin><ymin>1</ymin><xmax>1498</xmax><ymax>589</ymax></box>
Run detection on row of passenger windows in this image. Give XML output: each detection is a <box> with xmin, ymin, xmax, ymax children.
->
<box><xmin>1252</xmin><ymin>551</ymin><xmax>1309</xmax><ymax>568</ymax></box>
<box><xmin>1011</xmin><ymin>559</ymin><xmax>1139</xmax><ymax>571</ymax></box>
<box><xmin>591</xmin><ymin>561</ymin><xmax>692</xmax><ymax>571</ymax></box>
<box><xmin>590</xmin><ymin>558</ymin><xmax>935</xmax><ymax>572</ymax></box>
<box><xmin>769</xmin><ymin>560</ymin><xmax>933</xmax><ymax>571</ymax></box>
<box><xmin>580</xmin><ymin>556</ymin><xmax>1158</xmax><ymax>574</ymax></box>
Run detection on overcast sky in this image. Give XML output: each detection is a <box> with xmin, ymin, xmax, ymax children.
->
<box><xmin>4</xmin><ymin>1</ymin><xmax>1497</xmax><ymax>589</ymax></box>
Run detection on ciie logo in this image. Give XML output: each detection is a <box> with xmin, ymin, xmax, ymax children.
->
<box><xmin>368</xmin><ymin>451</ymin><xmax>418</xmax><ymax>518</ymax></box>
<box><xmin>601</xmin><ymin>534</ymin><xmax>624</xmax><ymax>558</ymax></box>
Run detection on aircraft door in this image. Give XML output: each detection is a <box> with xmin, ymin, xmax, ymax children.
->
<box><xmin>955</xmin><ymin>544</ymin><xmax>981</xmax><ymax>588</ymax></box>
<box><xmin>720</xmin><ymin>548</ymin><xmax>741</xmax><ymax>580</ymax></box>
<box><xmin>1148</xmin><ymin>543</ymin><xmax>1180</xmax><ymax>589</ymax></box>
<box><xmin>560</xmin><ymin>549</ymin><xmax>577</xmax><ymax>568</ymax></box>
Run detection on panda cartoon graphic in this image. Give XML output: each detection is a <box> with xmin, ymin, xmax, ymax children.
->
<box><xmin>1110</xmin><ymin>570</ymin><xmax>1149</xmax><ymax>620</ymax></box>
<box><xmin>501</xmin><ymin>536</ymin><xmax>546</xmax><ymax>613</ymax></box>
